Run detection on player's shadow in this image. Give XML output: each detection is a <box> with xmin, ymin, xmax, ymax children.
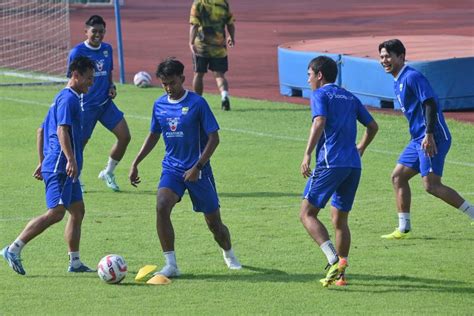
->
<box><xmin>332</xmin><ymin>273</ymin><xmax>474</xmax><ymax>294</ymax></box>
<box><xmin>84</xmin><ymin>189</ymin><xmax>156</xmax><ymax>195</ymax></box>
<box><xmin>177</xmin><ymin>265</ymin><xmax>319</xmax><ymax>283</ymax></box>
<box><xmin>219</xmin><ymin>192</ymin><xmax>301</xmax><ymax>198</ymax></box>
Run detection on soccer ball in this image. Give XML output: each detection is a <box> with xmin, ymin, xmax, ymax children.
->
<box><xmin>97</xmin><ymin>254</ymin><xmax>128</xmax><ymax>284</ymax></box>
<box><xmin>133</xmin><ymin>71</ymin><xmax>152</xmax><ymax>88</ymax></box>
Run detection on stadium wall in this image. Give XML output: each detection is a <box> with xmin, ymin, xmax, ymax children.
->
<box><xmin>278</xmin><ymin>47</ymin><xmax>474</xmax><ymax>111</ymax></box>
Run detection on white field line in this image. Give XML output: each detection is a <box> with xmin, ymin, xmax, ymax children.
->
<box><xmin>1</xmin><ymin>96</ymin><xmax>474</xmax><ymax>169</ymax></box>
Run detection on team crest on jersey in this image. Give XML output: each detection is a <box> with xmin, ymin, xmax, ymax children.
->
<box><xmin>181</xmin><ymin>107</ymin><xmax>189</xmax><ymax>115</ymax></box>
<box><xmin>96</xmin><ymin>59</ymin><xmax>105</xmax><ymax>72</ymax></box>
<box><xmin>103</xmin><ymin>50</ymin><xmax>108</xmax><ymax>58</ymax></box>
<box><xmin>167</xmin><ymin>117</ymin><xmax>179</xmax><ymax>131</ymax></box>
<box><xmin>399</xmin><ymin>83</ymin><xmax>403</xmax><ymax>91</ymax></box>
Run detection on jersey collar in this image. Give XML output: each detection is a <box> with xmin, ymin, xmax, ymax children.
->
<box><xmin>84</xmin><ymin>40</ymin><xmax>101</xmax><ymax>50</ymax></box>
<box><xmin>167</xmin><ymin>90</ymin><xmax>188</xmax><ymax>104</ymax></box>
<box><xmin>394</xmin><ymin>64</ymin><xmax>408</xmax><ymax>81</ymax></box>
<box><xmin>65</xmin><ymin>86</ymin><xmax>81</xmax><ymax>98</ymax></box>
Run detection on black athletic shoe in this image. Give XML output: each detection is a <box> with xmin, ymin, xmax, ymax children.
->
<box><xmin>221</xmin><ymin>97</ymin><xmax>230</xmax><ymax>111</ymax></box>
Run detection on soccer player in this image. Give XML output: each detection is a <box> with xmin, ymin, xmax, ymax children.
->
<box><xmin>129</xmin><ymin>58</ymin><xmax>241</xmax><ymax>278</ymax></box>
<box><xmin>189</xmin><ymin>0</ymin><xmax>235</xmax><ymax>110</ymax></box>
<box><xmin>67</xmin><ymin>15</ymin><xmax>131</xmax><ymax>192</ymax></box>
<box><xmin>378</xmin><ymin>39</ymin><xmax>474</xmax><ymax>239</ymax></box>
<box><xmin>1</xmin><ymin>56</ymin><xmax>95</xmax><ymax>275</ymax></box>
<box><xmin>300</xmin><ymin>56</ymin><xmax>378</xmax><ymax>287</ymax></box>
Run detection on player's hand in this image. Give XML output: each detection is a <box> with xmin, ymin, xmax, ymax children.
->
<box><xmin>422</xmin><ymin>133</ymin><xmax>437</xmax><ymax>157</ymax></box>
<box><xmin>33</xmin><ymin>162</ymin><xmax>43</xmax><ymax>181</ymax></box>
<box><xmin>300</xmin><ymin>154</ymin><xmax>312</xmax><ymax>178</ymax></box>
<box><xmin>357</xmin><ymin>144</ymin><xmax>365</xmax><ymax>157</ymax></box>
<box><xmin>109</xmin><ymin>85</ymin><xmax>117</xmax><ymax>99</ymax></box>
<box><xmin>129</xmin><ymin>165</ymin><xmax>141</xmax><ymax>187</ymax></box>
<box><xmin>66</xmin><ymin>158</ymin><xmax>78</xmax><ymax>180</ymax></box>
<box><xmin>227</xmin><ymin>37</ymin><xmax>234</xmax><ymax>47</ymax></box>
<box><xmin>184</xmin><ymin>166</ymin><xmax>200</xmax><ymax>182</ymax></box>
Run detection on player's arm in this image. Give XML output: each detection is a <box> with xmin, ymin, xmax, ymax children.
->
<box><xmin>184</xmin><ymin>131</ymin><xmax>219</xmax><ymax>182</ymax></box>
<box><xmin>109</xmin><ymin>71</ymin><xmax>117</xmax><ymax>99</ymax></box>
<box><xmin>33</xmin><ymin>126</ymin><xmax>44</xmax><ymax>180</ymax></box>
<box><xmin>357</xmin><ymin>120</ymin><xmax>379</xmax><ymax>157</ymax></box>
<box><xmin>301</xmin><ymin>116</ymin><xmax>325</xmax><ymax>178</ymax></box>
<box><xmin>227</xmin><ymin>23</ymin><xmax>235</xmax><ymax>47</ymax></box>
<box><xmin>189</xmin><ymin>24</ymin><xmax>199</xmax><ymax>54</ymax></box>
<box><xmin>57</xmin><ymin>124</ymin><xmax>78</xmax><ymax>179</ymax></box>
<box><xmin>129</xmin><ymin>132</ymin><xmax>161</xmax><ymax>187</ymax></box>
<box><xmin>421</xmin><ymin>98</ymin><xmax>437</xmax><ymax>157</ymax></box>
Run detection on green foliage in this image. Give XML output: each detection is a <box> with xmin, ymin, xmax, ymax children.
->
<box><xmin>0</xmin><ymin>84</ymin><xmax>473</xmax><ymax>315</ymax></box>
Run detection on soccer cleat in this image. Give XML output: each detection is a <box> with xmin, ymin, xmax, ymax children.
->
<box><xmin>223</xmin><ymin>253</ymin><xmax>242</xmax><ymax>270</ymax></box>
<box><xmin>221</xmin><ymin>97</ymin><xmax>231</xmax><ymax>111</ymax></box>
<box><xmin>381</xmin><ymin>228</ymin><xmax>411</xmax><ymax>240</ymax></box>
<box><xmin>68</xmin><ymin>263</ymin><xmax>96</xmax><ymax>273</ymax></box>
<box><xmin>98</xmin><ymin>170</ymin><xmax>120</xmax><ymax>192</ymax></box>
<box><xmin>135</xmin><ymin>265</ymin><xmax>158</xmax><ymax>283</ymax></box>
<box><xmin>153</xmin><ymin>265</ymin><xmax>180</xmax><ymax>278</ymax></box>
<box><xmin>1</xmin><ymin>246</ymin><xmax>26</xmax><ymax>275</ymax></box>
<box><xmin>334</xmin><ymin>273</ymin><xmax>348</xmax><ymax>286</ymax></box>
<box><xmin>320</xmin><ymin>258</ymin><xmax>348</xmax><ymax>287</ymax></box>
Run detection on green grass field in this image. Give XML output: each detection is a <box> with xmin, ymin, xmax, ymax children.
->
<box><xmin>0</xmin><ymin>82</ymin><xmax>473</xmax><ymax>315</ymax></box>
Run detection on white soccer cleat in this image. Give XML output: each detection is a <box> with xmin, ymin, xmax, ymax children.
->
<box><xmin>223</xmin><ymin>252</ymin><xmax>242</xmax><ymax>270</ymax></box>
<box><xmin>98</xmin><ymin>170</ymin><xmax>120</xmax><ymax>192</ymax></box>
<box><xmin>154</xmin><ymin>264</ymin><xmax>180</xmax><ymax>278</ymax></box>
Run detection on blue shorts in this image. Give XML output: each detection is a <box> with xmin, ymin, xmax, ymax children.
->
<box><xmin>82</xmin><ymin>100</ymin><xmax>124</xmax><ymax>140</ymax></box>
<box><xmin>398</xmin><ymin>138</ymin><xmax>451</xmax><ymax>177</ymax></box>
<box><xmin>158</xmin><ymin>170</ymin><xmax>220</xmax><ymax>213</ymax></box>
<box><xmin>303</xmin><ymin>167</ymin><xmax>361</xmax><ymax>212</ymax></box>
<box><xmin>43</xmin><ymin>172</ymin><xmax>83</xmax><ymax>209</ymax></box>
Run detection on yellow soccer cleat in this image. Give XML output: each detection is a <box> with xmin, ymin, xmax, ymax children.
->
<box><xmin>381</xmin><ymin>228</ymin><xmax>410</xmax><ymax>240</ymax></box>
<box><xmin>135</xmin><ymin>265</ymin><xmax>157</xmax><ymax>283</ymax></box>
<box><xmin>320</xmin><ymin>258</ymin><xmax>348</xmax><ymax>287</ymax></box>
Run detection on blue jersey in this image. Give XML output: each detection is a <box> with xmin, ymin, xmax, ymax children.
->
<box><xmin>311</xmin><ymin>84</ymin><xmax>374</xmax><ymax>169</ymax></box>
<box><xmin>394</xmin><ymin>65</ymin><xmax>451</xmax><ymax>142</ymax></box>
<box><xmin>67</xmin><ymin>42</ymin><xmax>113</xmax><ymax>110</ymax></box>
<box><xmin>41</xmin><ymin>88</ymin><xmax>83</xmax><ymax>175</ymax></box>
<box><xmin>150</xmin><ymin>90</ymin><xmax>220</xmax><ymax>176</ymax></box>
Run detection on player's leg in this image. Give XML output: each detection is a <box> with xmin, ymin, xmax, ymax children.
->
<box><xmin>154</xmin><ymin>174</ymin><xmax>184</xmax><ymax>278</ymax></box>
<box><xmin>65</xmin><ymin>198</ymin><xmax>94</xmax><ymax>272</ymax></box>
<box><xmin>98</xmin><ymin>102</ymin><xmax>130</xmax><ymax>192</ymax></box>
<box><xmin>419</xmin><ymin>139</ymin><xmax>474</xmax><ymax>220</ymax></box>
<box><xmin>210</xmin><ymin>57</ymin><xmax>230</xmax><ymax>110</ymax></box>
<box><xmin>382</xmin><ymin>141</ymin><xmax>419</xmax><ymax>239</ymax></box>
<box><xmin>1</xmin><ymin>173</ymin><xmax>68</xmax><ymax>275</ymax></box>
<box><xmin>192</xmin><ymin>55</ymin><xmax>208</xmax><ymax>95</ymax></box>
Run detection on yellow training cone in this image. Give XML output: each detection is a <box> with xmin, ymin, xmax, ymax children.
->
<box><xmin>147</xmin><ymin>274</ymin><xmax>172</xmax><ymax>285</ymax></box>
<box><xmin>135</xmin><ymin>265</ymin><xmax>157</xmax><ymax>283</ymax></box>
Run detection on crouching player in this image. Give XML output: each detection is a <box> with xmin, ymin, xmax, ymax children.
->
<box><xmin>1</xmin><ymin>57</ymin><xmax>95</xmax><ymax>275</ymax></box>
<box><xmin>129</xmin><ymin>58</ymin><xmax>241</xmax><ymax>278</ymax></box>
<box><xmin>299</xmin><ymin>56</ymin><xmax>378</xmax><ymax>287</ymax></box>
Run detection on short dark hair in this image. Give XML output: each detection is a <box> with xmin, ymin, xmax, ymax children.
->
<box><xmin>156</xmin><ymin>58</ymin><xmax>185</xmax><ymax>78</ymax></box>
<box><xmin>85</xmin><ymin>15</ymin><xmax>106</xmax><ymax>28</ymax></box>
<box><xmin>378</xmin><ymin>39</ymin><xmax>406</xmax><ymax>57</ymax></box>
<box><xmin>308</xmin><ymin>56</ymin><xmax>338</xmax><ymax>83</ymax></box>
<box><xmin>68</xmin><ymin>56</ymin><xmax>95</xmax><ymax>75</ymax></box>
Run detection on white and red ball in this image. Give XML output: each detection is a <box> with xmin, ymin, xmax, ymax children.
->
<box><xmin>133</xmin><ymin>71</ymin><xmax>152</xmax><ymax>88</ymax></box>
<box><xmin>97</xmin><ymin>254</ymin><xmax>128</xmax><ymax>284</ymax></box>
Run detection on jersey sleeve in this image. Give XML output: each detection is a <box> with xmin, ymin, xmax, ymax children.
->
<box><xmin>225</xmin><ymin>1</ymin><xmax>235</xmax><ymax>25</ymax></box>
<box><xmin>199</xmin><ymin>99</ymin><xmax>220</xmax><ymax>134</ymax></box>
<box><xmin>310</xmin><ymin>90</ymin><xmax>328</xmax><ymax>120</ymax></box>
<box><xmin>407</xmin><ymin>71</ymin><xmax>436</xmax><ymax>104</ymax></box>
<box><xmin>356</xmin><ymin>99</ymin><xmax>374</xmax><ymax>126</ymax></box>
<box><xmin>189</xmin><ymin>1</ymin><xmax>201</xmax><ymax>25</ymax></box>
<box><xmin>109</xmin><ymin>45</ymin><xmax>114</xmax><ymax>71</ymax></box>
<box><xmin>149</xmin><ymin>103</ymin><xmax>162</xmax><ymax>135</ymax></box>
<box><xmin>56</xmin><ymin>95</ymin><xmax>76</xmax><ymax>127</ymax></box>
